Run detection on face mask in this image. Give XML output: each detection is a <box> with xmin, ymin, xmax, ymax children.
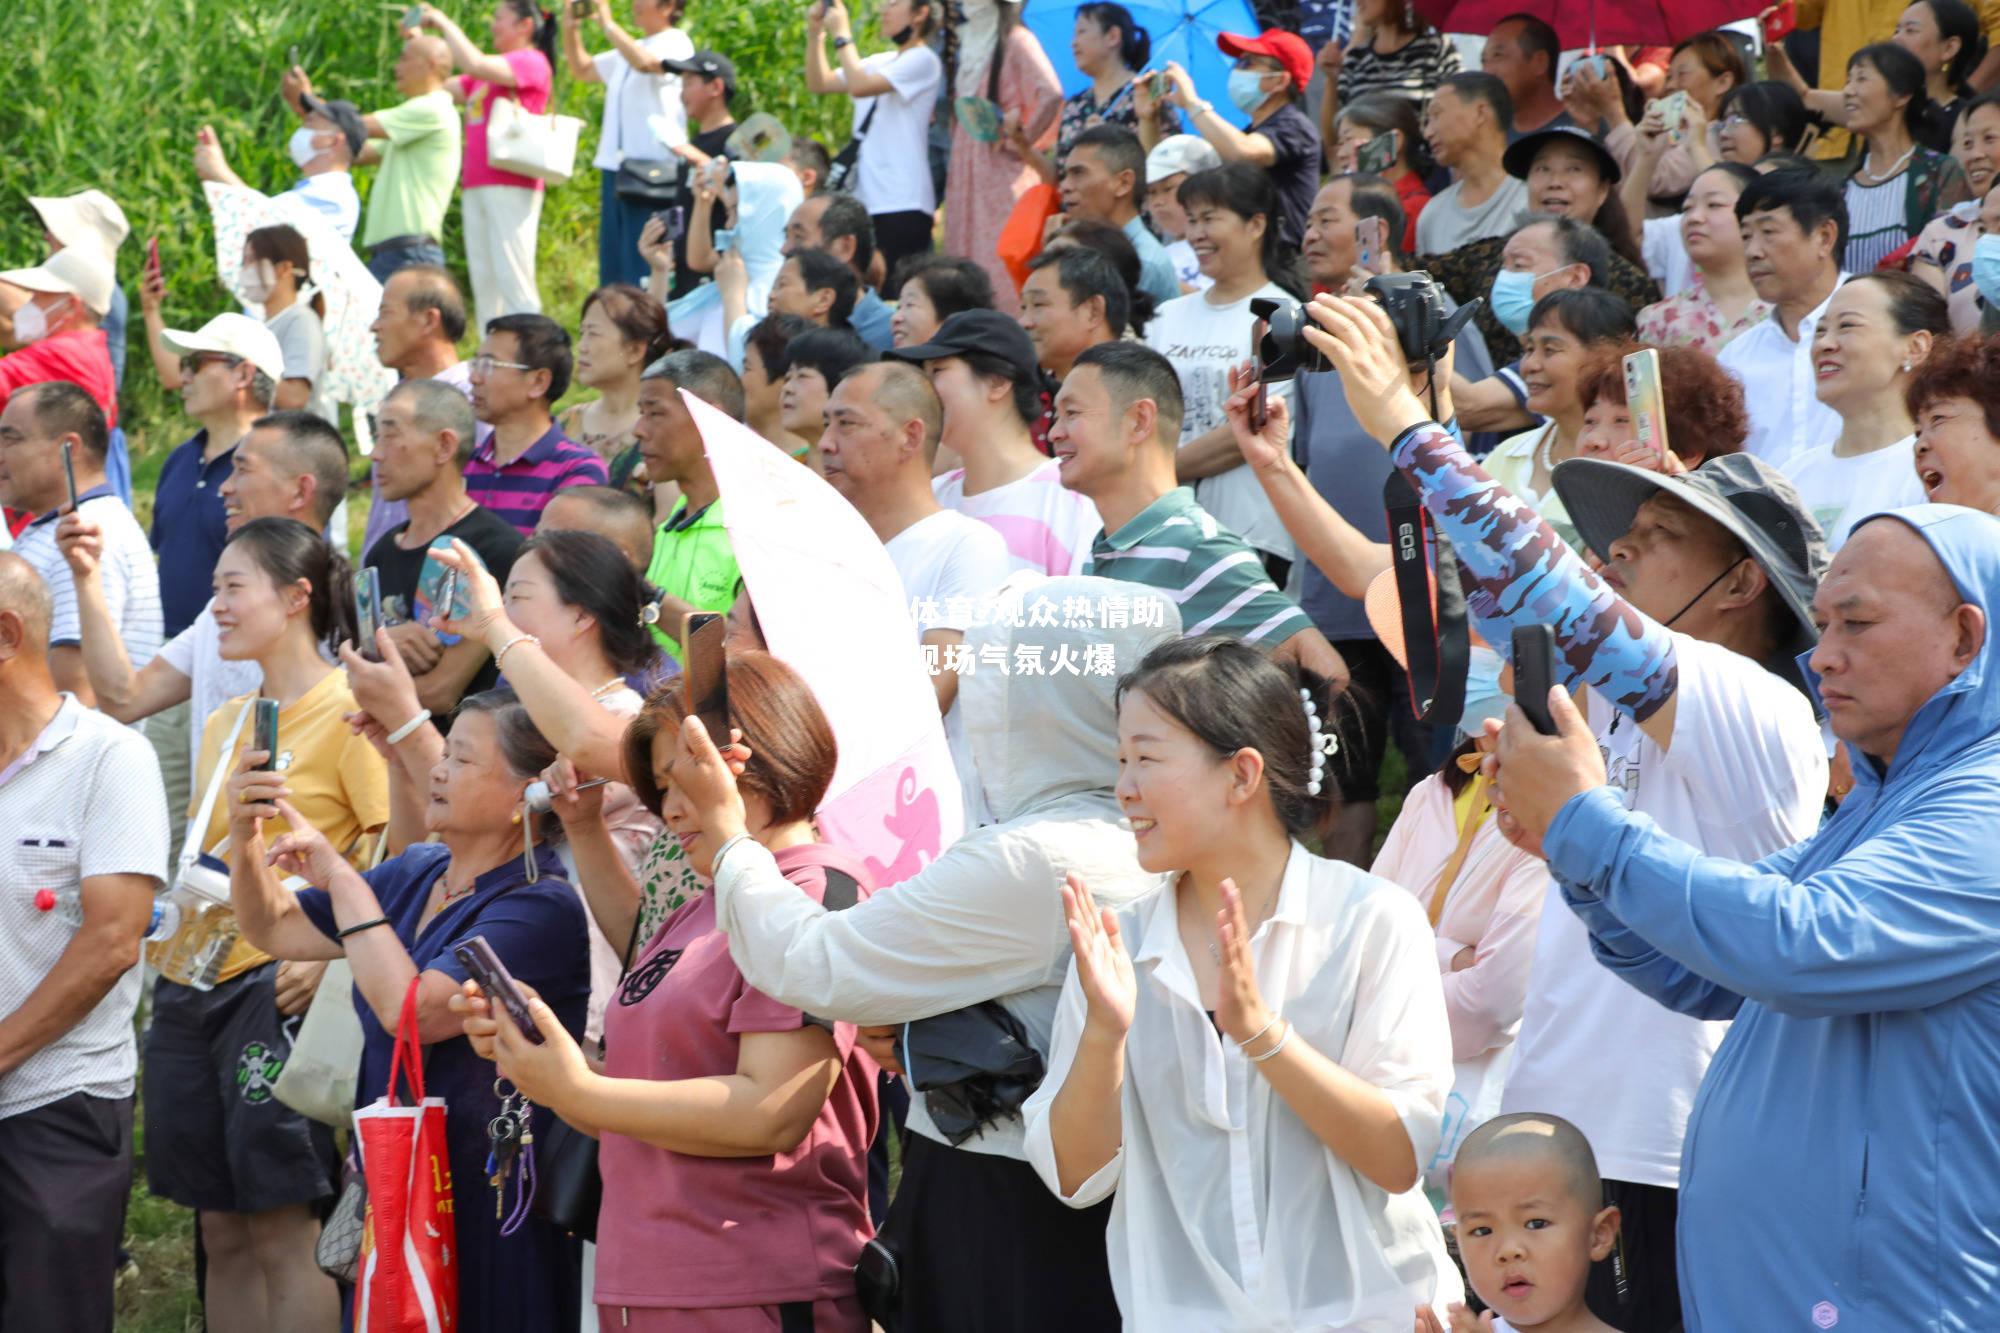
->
<box><xmin>1457</xmin><ymin>643</ymin><xmax>1510</xmax><ymax>740</ymax></box>
<box><xmin>238</xmin><ymin>261</ymin><xmax>276</xmax><ymax>305</ymax></box>
<box><xmin>1489</xmin><ymin>268</ymin><xmax>1551</xmax><ymax>336</ymax></box>
<box><xmin>1975</xmin><ymin>233</ymin><xmax>2000</xmax><ymax>307</ymax></box>
<box><xmin>1227</xmin><ymin>69</ymin><xmax>1273</xmax><ymax>114</ymax></box>
<box><xmin>288</xmin><ymin>127</ymin><xmax>323</xmax><ymax>168</ymax></box>
<box><xmin>889</xmin><ymin>23</ymin><xmax>915</xmax><ymax>44</ymax></box>
<box><xmin>11</xmin><ymin>299</ymin><xmax>49</xmax><ymax>345</ymax></box>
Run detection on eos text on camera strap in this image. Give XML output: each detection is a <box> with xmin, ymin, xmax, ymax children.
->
<box><xmin>1384</xmin><ymin>470</ymin><xmax>1469</xmax><ymax>725</ymax></box>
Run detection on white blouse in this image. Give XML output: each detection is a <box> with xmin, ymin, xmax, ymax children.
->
<box><xmin>1023</xmin><ymin>842</ymin><xmax>1462</xmax><ymax>1331</ymax></box>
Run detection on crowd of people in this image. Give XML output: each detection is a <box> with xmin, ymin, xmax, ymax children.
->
<box><xmin>6</xmin><ymin>0</ymin><xmax>2000</xmax><ymax>1330</ymax></box>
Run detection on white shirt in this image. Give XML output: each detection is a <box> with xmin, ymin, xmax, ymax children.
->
<box><xmin>886</xmin><ymin>510</ymin><xmax>1013</xmax><ymax>828</ymax></box>
<box><xmin>1024</xmin><ymin>844</ymin><xmax>1463</xmax><ymax>1331</ymax></box>
<box><xmin>1641</xmin><ymin>214</ymin><xmax>1696</xmax><ymax>299</ymax></box>
<box><xmin>1778</xmin><ymin>434</ymin><xmax>1927</xmax><ymax>548</ymax></box>
<box><xmin>1501</xmin><ymin>634</ymin><xmax>1827</xmax><ymax>1187</ymax></box>
<box><xmin>285</xmin><ymin>171</ymin><xmax>361</xmax><ymax>242</ymax></box>
<box><xmin>155</xmin><ymin>598</ymin><xmax>270</xmax><ymax>750</ymax></box>
<box><xmin>1717</xmin><ymin>278</ymin><xmax>1847</xmax><ymax>464</ymax></box>
<box><xmin>850</xmin><ymin>46</ymin><xmax>944</xmax><ymax>215</ymax></box>
<box><xmin>932</xmin><ymin>459</ymin><xmax>1102</xmax><ymax>577</ymax></box>
<box><xmin>1147</xmin><ymin>283</ymin><xmax>1297</xmax><ymax>560</ymax></box>
<box><xmin>0</xmin><ymin>698</ymin><xmax>169</xmax><ymax>1119</ymax></box>
<box><xmin>12</xmin><ymin>493</ymin><xmax>161</xmax><ymax>669</ymax></box>
<box><xmin>591</xmin><ymin>28</ymin><xmax>693</xmax><ymax>171</ymax></box>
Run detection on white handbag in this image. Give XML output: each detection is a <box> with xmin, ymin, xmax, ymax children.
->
<box><xmin>273</xmin><ymin>829</ymin><xmax>389</xmax><ymax>1126</ymax></box>
<box><xmin>486</xmin><ymin>95</ymin><xmax>585</xmax><ymax>185</ymax></box>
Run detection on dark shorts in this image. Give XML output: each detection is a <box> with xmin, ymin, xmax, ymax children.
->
<box><xmin>0</xmin><ymin>1092</ymin><xmax>133</xmax><ymax>1332</ymax></box>
<box><xmin>143</xmin><ymin>962</ymin><xmax>339</xmax><ymax>1214</ymax></box>
<box><xmin>1331</xmin><ymin>637</ymin><xmax>1437</xmax><ymax>804</ymax></box>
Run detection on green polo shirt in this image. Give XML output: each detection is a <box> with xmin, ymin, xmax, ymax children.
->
<box><xmin>362</xmin><ymin>89</ymin><xmax>461</xmax><ymax>248</ymax></box>
<box><xmin>645</xmin><ymin>496</ymin><xmax>740</xmax><ymax>660</ymax></box>
<box><xmin>1085</xmin><ymin>487</ymin><xmax>1313</xmax><ymax>646</ymax></box>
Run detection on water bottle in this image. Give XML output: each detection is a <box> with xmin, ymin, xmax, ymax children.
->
<box><xmin>32</xmin><ymin>888</ymin><xmax>180</xmax><ymax>941</ymax></box>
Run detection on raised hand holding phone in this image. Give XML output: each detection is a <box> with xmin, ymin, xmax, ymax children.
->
<box><xmin>455</xmin><ymin>936</ymin><xmax>546</xmax><ymax>1044</ymax></box>
<box><xmin>1510</xmin><ymin>625</ymin><xmax>1558</xmax><ymax>735</ymax></box>
<box><xmin>1622</xmin><ymin>348</ymin><xmax>1670</xmax><ymax>464</ymax></box>
<box><xmin>61</xmin><ymin>441</ymin><xmax>78</xmax><ymax>513</ymax></box>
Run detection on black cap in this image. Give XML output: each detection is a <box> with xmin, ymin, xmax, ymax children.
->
<box><xmin>665</xmin><ymin>50</ymin><xmax>737</xmax><ymax>93</ymax></box>
<box><xmin>885</xmin><ymin>310</ymin><xmax>1040</xmax><ymax>381</ymax></box>
<box><xmin>1502</xmin><ymin>123</ymin><xmax>1622</xmax><ymax>186</ymax></box>
<box><xmin>300</xmin><ymin>95</ymin><xmax>368</xmax><ymax>160</ymax></box>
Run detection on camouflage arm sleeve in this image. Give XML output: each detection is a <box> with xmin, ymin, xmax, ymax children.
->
<box><xmin>1390</xmin><ymin>422</ymin><xmax>1678</xmax><ymax>724</ymax></box>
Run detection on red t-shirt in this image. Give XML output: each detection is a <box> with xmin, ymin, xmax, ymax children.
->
<box><xmin>594</xmin><ymin>843</ymin><xmax>880</xmax><ymax>1311</ymax></box>
<box><xmin>0</xmin><ymin>329</ymin><xmax>119</xmax><ymax>429</ymax></box>
<box><xmin>1394</xmin><ymin>172</ymin><xmax>1433</xmax><ymax>255</ymax></box>
<box><xmin>461</xmin><ymin>47</ymin><xmax>554</xmax><ymax>191</ymax></box>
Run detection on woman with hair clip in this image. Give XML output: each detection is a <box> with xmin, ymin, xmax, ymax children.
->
<box><xmin>951</xmin><ymin>0</ymin><xmax>1062</xmax><ymax>316</ymax></box>
<box><xmin>805</xmin><ymin>0</ymin><xmax>946</xmax><ymax>278</ymax></box>
<box><xmin>1329</xmin><ymin>94</ymin><xmax>1431</xmax><ymax>249</ymax></box>
<box><xmin>1024</xmin><ymin>1</ymin><xmax>1173</xmax><ymax>183</ymax></box>
<box><xmin>451</xmin><ymin>652</ymin><xmax>882</xmax><ymax>1332</ymax></box>
<box><xmin>412</xmin><ymin>0</ymin><xmax>559</xmax><ymax>330</ymax></box>
<box><xmin>240</xmin><ymin>224</ymin><xmax>331</xmax><ymax>420</ymax></box>
<box><xmin>1146</xmin><ymin>163</ymin><xmax>1306</xmax><ymax>582</ymax></box>
<box><xmin>1837</xmin><ymin>42</ymin><xmax>1969</xmax><ymax>272</ymax></box>
<box><xmin>1023</xmin><ymin>635</ymin><xmax>1460</xmax><ymax>1328</ymax></box>
<box><xmin>1316</xmin><ymin>0</ymin><xmax>1460</xmax><ymax>169</ymax></box>
<box><xmin>142</xmin><ymin>517</ymin><xmax>390</xmax><ymax>1333</ymax></box>
<box><xmin>223</xmin><ymin>681</ymin><xmax>591</xmax><ymax>1332</ymax></box>
<box><xmin>560</xmin><ymin>283</ymin><xmax>675</xmax><ymax>490</ymax></box>
<box><xmin>559</xmin><ymin>0</ymin><xmax>694</xmax><ymax>288</ymax></box>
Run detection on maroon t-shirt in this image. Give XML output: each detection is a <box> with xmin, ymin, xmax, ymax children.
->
<box><xmin>595</xmin><ymin>842</ymin><xmax>880</xmax><ymax>1310</ymax></box>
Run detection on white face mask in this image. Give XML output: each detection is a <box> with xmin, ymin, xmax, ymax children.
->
<box><xmin>288</xmin><ymin>127</ymin><xmax>323</xmax><ymax>168</ymax></box>
<box><xmin>12</xmin><ymin>298</ymin><xmax>55</xmax><ymax>345</ymax></box>
<box><xmin>238</xmin><ymin>260</ymin><xmax>277</xmax><ymax>305</ymax></box>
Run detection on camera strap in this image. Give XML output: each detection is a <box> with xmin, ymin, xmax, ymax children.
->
<box><xmin>1383</xmin><ymin>471</ymin><xmax>1469</xmax><ymax>726</ymax></box>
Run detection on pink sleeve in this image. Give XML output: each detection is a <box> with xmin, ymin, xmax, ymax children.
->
<box><xmin>1005</xmin><ymin>29</ymin><xmax>1063</xmax><ymax>143</ymax></box>
<box><xmin>1437</xmin><ymin>841</ymin><xmax>1549</xmax><ymax>1063</ymax></box>
<box><xmin>506</xmin><ymin>48</ymin><xmax>552</xmax><ymax>110</ymax></box>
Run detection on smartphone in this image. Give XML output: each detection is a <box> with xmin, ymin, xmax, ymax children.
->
<box><xmin>713</xmin><ymin>227</ymin><xmax>736</xmax><ymax>254</ymax></box>
<box><xmin>61</xmin><ymin>440</ymin><xmax>78</xmax><ymax>512</ymax></box>
<box><xmin>1623</xmin><ymin>348</ymin><xmax>1670</xmax><ymax>464</ymax></box>
<box><xmin>1511</xmin><ymin>625</ymin><xmax>1559</xmax><ymax>736</ymax></box>
<box><xmin>654</xmin><ymin>205</ymin><xmax>686</xmax><ymax>243</ymax></box>
<box><xmin>287</xmin><ymin>43</ymin><xmax>302</xmax><ymax>68</ymax></box>
<box><xmin>1355</xmin><ymin>216</ymin><xmax>1390</xmax><ymax>275</ymax></box>
<box><xmin>570</xmin><ymin>0</ymin><xmax>591</xmax><ymax>13</ymax></box>
<box><xmin>682</xmin><ymin>611</ymin><xmax>730</xmax><ymax>748</ymax></box>
<box><xmin>454</xmin><ymin>936</ymin><xmax>547</xmax><ymax>1044</ymax></box>
<box><xmin>1565</xmin><ymin>53</ymin><xmax>1609</xmax><ymax>90</ymax></box>
<box><xmin>1356</xmin><ymin>130</ymin><xmax>1398</xmax><ymax>174</ymax></box>
<box><xmin>252</xmin><ymin>698</ymin><xmax>281</xmax><ymax>771</ymax></box>
<box><xmin>1148</xmin><ymin>70</ymin><xmax>1167</xmax><ymax>99</ymax></box>
<box><xmin>401</xmin><ymin>4</ymin><xmax>424</xmax><ymax>29</ymax></box>
<box><xmin>1656</xmin><ymin>90</ymin><xmax>1689</xmax><ymax>145</ymax></box>
<box><xmin>146</xmin><ymin>237</ymin><xmax>162</xmax><ymax>286</ymax></box>
<box><xmin>1764</xmin><ymin>0</ymin><xmax>1797</xmax><ymax>42</ymax></box>
<box><xmin>354</xmin><ymin>566</ymin><xmax>384</xmax><ymax>662</ymax></box>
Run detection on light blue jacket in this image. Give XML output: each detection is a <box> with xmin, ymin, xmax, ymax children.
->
<box><xmin>1544</xmin><ymin>504</ymin><xmax>2000</xmax><ymax>1331</ymax></box>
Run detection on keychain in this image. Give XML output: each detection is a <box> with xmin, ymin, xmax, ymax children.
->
<box><xmin>483</xmin><ymin>1078</ymin><xmax>538</xmax><ymax>1234</ymax></box>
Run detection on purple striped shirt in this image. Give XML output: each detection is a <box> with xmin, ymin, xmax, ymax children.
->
<box><xmin>461</xmin><ymin>423</ymin><xmax>609</xmax><ymax>536</ymax></box>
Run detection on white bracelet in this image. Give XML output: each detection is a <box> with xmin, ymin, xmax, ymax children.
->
<box><xmin>1248</xmin><ymin>1019</ymin><xmax>1293</xmax><ymax>1063</ymax></box>
<box><xmin>708</xmin><ymin>831</ymin><xmax>755</xmax><ymax>878</ymax></box>
<box><xmin>385</xmin><ymin>709</ymin><xmax>433</xmax><ymax>746</ymax></box>
<box><xmin>1234</xmin><ymin>1013</ymin><xmax>1280</xmax><ymax>1050</ymax></box>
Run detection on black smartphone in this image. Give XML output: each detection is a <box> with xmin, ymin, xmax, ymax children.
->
<box><xmin>455</xmin><ymin>935</ymin><xmax>547</xmax><ymax>1044</ymax></box>
<box><xmin>354</xmin><ymin>566</ymin><xmax>384</xmax><ymax>662</ymax></box>
<box><xmin>252</xmin><ymin>698</ymin><xmax>281</xmax><ymax>771</ymax></box>
<box><xmin>1356</xmin><ymin>129</ymin><xmax>1398</xmax><ymax>173</ymax></box>
<box><xmin>682</xmin><ymin>611</ymin><xmax>730</xmax><ymax>748</ymax></box>
<box><xmin>61</xmin><ymin>440</ymin><xmax>78</xmax><ymax>512</ymax></box>
<box><xmin>1511</xmin><ymin>624</ymin><xmax>1559</xmax><ymax>735</ymax></box>
<box><xmin>1247</xmin><ymin>321</ymin><xmax>1269</xmax><ymax>433</ymax></box>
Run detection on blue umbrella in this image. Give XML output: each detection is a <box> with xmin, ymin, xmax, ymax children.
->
<box><xmin>1021</xmin><ymin>0</ymin><xmax>1262</xmax><ymax>125</ymax></box>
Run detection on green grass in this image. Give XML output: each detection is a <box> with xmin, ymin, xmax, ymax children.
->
<box><xmin>117</xmin><ymin>1082</ymin><xmax>202</xmax><ymax>1333</ymax></box>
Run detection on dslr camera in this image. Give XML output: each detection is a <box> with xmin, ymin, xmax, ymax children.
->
<box><xmin>1250</xmin><ymin>272</ymin><xmax>1481</xmax><ymax>380</ymax></box>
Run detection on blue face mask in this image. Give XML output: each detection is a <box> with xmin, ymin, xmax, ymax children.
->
<box><xmin>1975</xmin><ymin>233</ymin><xmax>2000</xmax><ymax>307</ymax></box>
<box><xmin>1227</xmin><ymin>68</ymin><xmax>1273</xmax><ymax>114</ymax></box>
<box><xmin>1457</xmin><ymin>644</ymin><xmax>1509</xmax><ymax>740</ymax></box>
<box><xmin>1489</xmin><ymin>268</ymin><xmax>1547</xmax><ymax>336</ymax></box>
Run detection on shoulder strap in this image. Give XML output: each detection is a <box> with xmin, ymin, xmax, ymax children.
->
<box><xmin>1427</xmin><ymin>774</ymin><xmax>1492</xmax><ymax>927</ymax></box>
<box><xmin>179</xmin><ymin>699</ymin><xmax>257</xmax><ymax>880</ymax></box>
<box><xmin>1384</xmin><ymin>471</ymin><xmax>1469</xmax><ymax>726</ymax></box>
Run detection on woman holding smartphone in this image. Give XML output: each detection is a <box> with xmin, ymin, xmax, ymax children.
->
<box><xmin>143</xmin><ymin>517</ymin><xmax>389</xmax><ymax>1333</ymax></box>
<box><xmin>224</xmin><ymin>677</ymin><xmax>593</xmax><ymax>1332</ymax></box>
<box><xmin>454</xmin><ymin>653</ymin><xmax>883</xmax><ymax>1331</ymax></box>
<box><xmin>1023</xmin><ymin>635</ymin><xmax>1460</xmax><ymax>1328</ymax></box>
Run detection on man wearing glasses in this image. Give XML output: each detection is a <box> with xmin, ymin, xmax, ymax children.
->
<box><xmin>463</xmin><ymin>312</ymin><xmax>608</xmax><ymax>536</ymax></box>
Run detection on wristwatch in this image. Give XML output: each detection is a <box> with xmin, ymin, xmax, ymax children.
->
<box><xmin>832</xmin><ymin>35</ymin><xmax>852</xmax><ymax>49</ymax></box>
<box><xmin>1189</xmin><ymin>99</ymin><xmax>1214</xmax><ymax>117</ymax></box>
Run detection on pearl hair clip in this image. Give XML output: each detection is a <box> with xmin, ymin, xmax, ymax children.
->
<box><xmin>1301</xmin><ymin>688</ymin><xmax>1340</xmax><ymax>797</ymax></box>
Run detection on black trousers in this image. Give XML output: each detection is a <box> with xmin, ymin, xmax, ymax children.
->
<box><xmin>1587</xmin><ymin>1177</ymin><xmax>1685</xmax><ymax>1333</ymax></box>
<box><xmin>873</xmin><ymin>211</ymin><xmax>936</xmax><ymax>295</ymax></box>
<box><xmin>0</xmin><ymin>1092</ymin><xmax>134</xmax><ymax>1332</ymax></box>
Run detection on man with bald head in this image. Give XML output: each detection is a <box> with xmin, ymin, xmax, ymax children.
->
<box><xmin>1492</xmin><ymin>505</ymin><xmax>2000</xmax><ymax>1331</ymax></box>
<box><xmin>0</xmin><ymin>553</ymin><xmax>170</xmax><ymax>1331</ymax></box>
<box><xmin>289</xmin><ymin>33</ymin><xmax>460</xmax><ymax>281</ymax></box>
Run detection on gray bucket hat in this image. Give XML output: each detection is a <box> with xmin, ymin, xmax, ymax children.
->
<box><xmin>1553</xmin><ymin>452</ymin><xmax>1831</xmax><ymax>677</ymax></box>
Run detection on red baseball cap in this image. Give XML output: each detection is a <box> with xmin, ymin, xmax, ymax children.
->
<box><xmin>1217</xmin><ymin>29</ymin><xmax>1314</xmax><ymax>92</ymax></box>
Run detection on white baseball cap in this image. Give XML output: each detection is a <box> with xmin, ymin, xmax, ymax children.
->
<box><xmin>0</xmin><ymin>247</ymin><xmax>117</xmax><ymax>318</ymax></box>
<box><xmin>1145</xmin><ymin>134</ymin><xmax>1223</xmax><ymax>184</ymax></box>
<box><xmin>28</xmin><ymin>190</ymin><xmax>131</xmax><ymax>262</ymax></box>
<box><xmin>160</xmin><ymin>313</ymin><xmax>286</xmax><ymax>385</ymax></box>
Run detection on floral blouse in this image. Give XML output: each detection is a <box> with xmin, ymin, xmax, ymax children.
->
<box><xmin>1055</xmin><ymin>81</ymin><xmax>1181</xmax><ymax>175</ymax></box>
<box><xmin>1636</xmin><ymin>281</ymin><xmax>1772</xmax><ymax>355</ymax></box>
<box><xmin>1912</xmin><ymin>200</ymin><xmax>1988</xmax><ymax>336</ymax></box>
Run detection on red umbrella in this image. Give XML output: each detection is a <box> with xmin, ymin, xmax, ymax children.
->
<box><xmin>1417</xmin><ymin>0</ymin><xmax>1762</xmax><ymax>48</ymax></box>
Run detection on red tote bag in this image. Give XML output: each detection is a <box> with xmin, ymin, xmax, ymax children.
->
<box><xmin>354</xmin><ymin>977</ymin><xmax>458</xmax><ymax>1332</ymax></box>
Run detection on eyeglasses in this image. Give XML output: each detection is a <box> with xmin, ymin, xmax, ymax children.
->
<box><xmin>470</xmin><ymin>355</ymin><xmax>533</xmax><ymax>376</ymax></box>
<box><xmin>178</xmin><ymin>352</ymin><xmax>241</xmax><ymax>379</ymax></box>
